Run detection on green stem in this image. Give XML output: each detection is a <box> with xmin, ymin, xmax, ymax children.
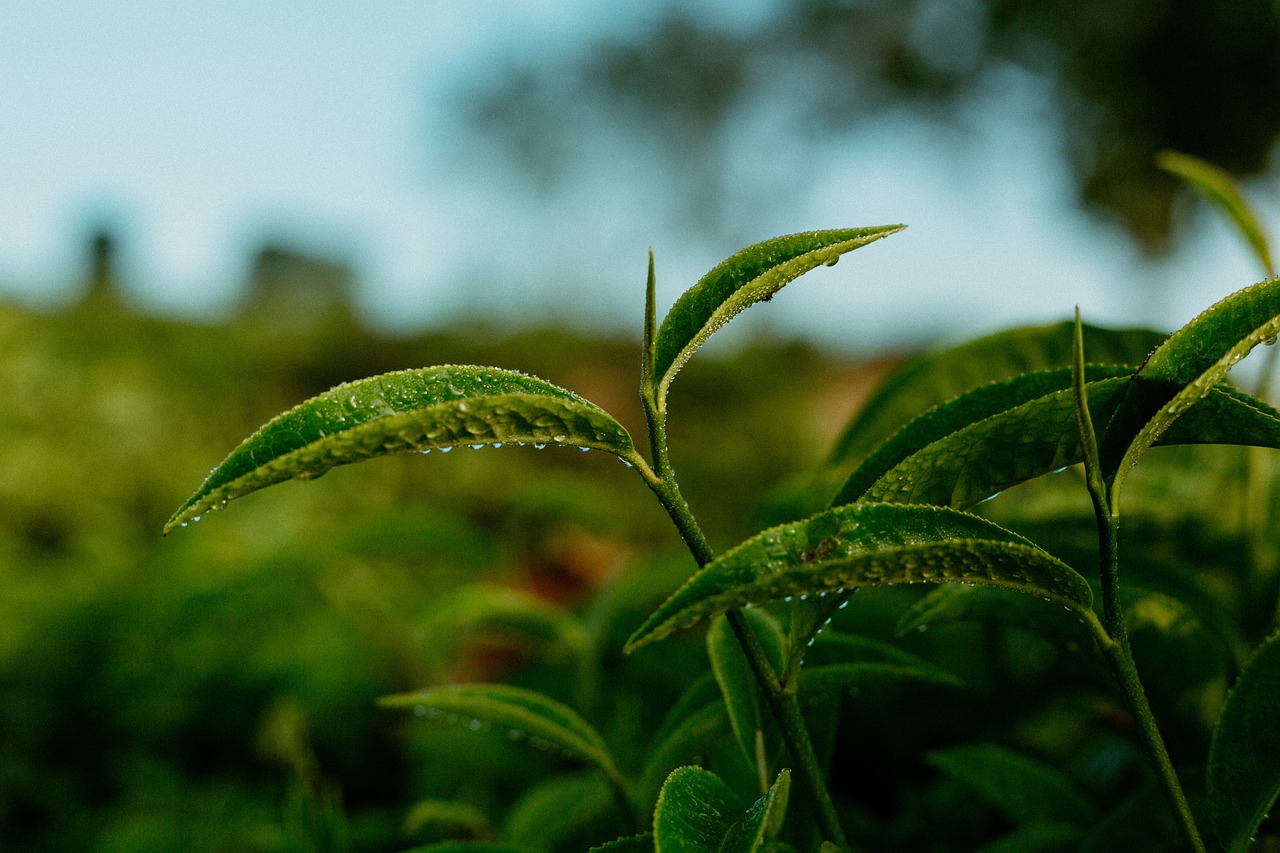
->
<box><xmin>1094</xmin><ymin>508</ymin><xmax>1206</xmax><ymax>853</ymax></box>
<box><xmin>631</xmin><ymin>449</ymin><xmax>850</xmax><ymax>849</ymax></box>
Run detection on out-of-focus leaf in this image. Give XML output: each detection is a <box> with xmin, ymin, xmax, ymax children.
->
<box><xmin>402</xmin><ymin>843</ymin><xmax>530</xmax><ymax>853</ymax></box>
<box><xmin>707</xmin><ymin>610</ymin><xmax>785</xmax><ymax>774</ymax></box>
<box><xmin>419</xmin><ymin>585</ymin><xmax>589</xmax><ymax>669</ymax></box>
<box><xmin>502</xmin><ymin>772</ymin><xmax>615</xmax><ymax>850</ymax></box>
<box><xmin>626</xmin><ymin>503</ymin><xmax>1094</xmax><ymax>653</ymax></box>
<box><xmin>639</xmin><ymin>701</ymin><xmax>731</xmax><ymax>812</ymax></box>
<box><xmin>800</xmin><ymin>661</ymin><xmax>963</xmax><ymax>699</ymax></box>
<box><xmin>589</xmin><ymin>834</ymin><xmax>656</xmax><ymax>853</ymax></box>
<box><xmin>828</xmin><ymin>321</ymin><xmax>1164</xmax><ymax>471</ymax></box>
<box><xmin>1102</xmin><ymin>277</ymin><xmax>1280</xmax><ymax>491</ymax></box>
<box><xmin>1207</xmin><ymin>631</ymin><xmax>1280</xmax><ymax>853</ymax></box>
<box><xmin>927</xmin><ymin>743</ymin><xmax>1098</xmax><ymax>827</ymax></box>
<box><xmin>1157</xmin><ymin>150</ymin><xmax>1274</xmax><ymax>277</ymax></box>
<box><xmin>403</xmin><ymin>799</ymin><xmax>493</xmax><ymax>840</ymax></box>
<box><xmin>652</xmin><ymin>227</ymin><xmax>902</xmax><ymax>408</ymax></box>
<box><xmin>896</xmin><ymin>585</ymin><xmax>1091</xmax><ymax>645</ymax></box>
<box><xmin>974</xmin><ymin>822</ymin><xmax>1083</xmax><ymax>853</ymax></box>
<box><xmin>379</xmin><ymin>683</ymin><xmax>623</xmax><ymax>787</ymax></box>
<box><xmin>167</xmin><ymin>365</ymin><xmax>639</xmax><ymax>531</ymax></box>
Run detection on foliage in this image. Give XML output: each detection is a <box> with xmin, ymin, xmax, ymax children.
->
<box><xmin>169</xmin><ymin>188</ymin><xmax>1280</xmax><ymax>853</ymax></box>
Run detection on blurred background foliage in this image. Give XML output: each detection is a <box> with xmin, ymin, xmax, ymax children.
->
<box><xmin>453</xmin><ymin>0</ymin><xmax>1280</xmax><ymax>253</ymax></box>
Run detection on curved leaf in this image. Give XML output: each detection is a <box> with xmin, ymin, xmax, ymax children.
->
<box><xmin>975</xmin><ymin>822</ymin><xmax>1083</xmax><ymax>853</ymax></box>
<box><xmin>625</xmin><ymin>503</ymin><xmax>1095</xmax><ymax>653</ymax></box>
<box><xmin>841</xmin><ymin>378</ymin><xmax>1280</xmax><ymax>510</ymax></box>
<box><xmin>653</xmin><ymin>766</ymin><xmax>744</xmax><ymax>853</ymax></box>
<box><xmin>1207</xmin><ymin>631</ymin><xmax>1280</xmax><ymax>853</ymax></box>
<box><xmin>640</xmin><ymin>700</ymin><xmax>732</xmax><ymax>812</ymax></box>
<box><xmin>1157</xmin><ymin>150</ymin><xmax>1274</xmax><ymax>278</ymax></box>
<box><xmin>502</xmin><ymin>772</ymin><xmax>615</xmax><ymax>850</ymax></box>
<box><xmin>1102</xmin><ymin>276</ymin><xmax>1280</xmax><ymax>489</ymax></box>
<box><xmin>590</xmin><ymin>834</ymin><xmax>656</xmax><ymax>853</ymax></box>
<box><xmin>419</xmin><ymin>585</ymin><xmax>590</xmax><ymax>673</ymax></box>
<box><xmin>828</xmin><ymin>321</ymin><xmax>1164</xmax><ymax>471</ymax></box>
<box><xmin>707</xmin><ymin>610</ymin><xmax>785</xmax><ymax>775</ymax></box>
<box><xmin>896</xmin><ymin>584</ymin><xmax>1090</xmax><ymax>646</ymax></box>
<box><xmin>167</xmin><ymin>365</ymin><xmax>638</xmax><ymax>531</ymax></box>
<box><xmin>652</xmin><ymin>227</ymin><xmax>902</xmax><ymax>407</ymax></box>
<box><xmin>403</xmin><ymin>799</ymin><xmax>493</xmax><ymax>840</ymax></box>
<box><xmin>379</xmin><ymin>683</ymin><xmax>623</xmax><ymax>787</ymax></box>
<box><xmin>720</xmin><ymin>770</ymin><xmax>791</xmax><ymax>853</ymax></box>
<box><xmin>799</xmin><ymin>661</ymin><xmax>964</xmax><ymax>698</ymax></box>
<box><xmin>927</xmin><ymin>743</ymin><xmax>1098</xmax><ymax>827</ymax></box>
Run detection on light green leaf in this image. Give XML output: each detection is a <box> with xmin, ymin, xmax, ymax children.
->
<box><xmin>707</xmin><ymin>610</ymin><xmax>785</xmax><ymax>779</ymax></box>
<box><xmin>403</xmin><ymin>799</ymin><xmax>492</xmax><ymax>840</ymax></box>
<box><xmin>379</xmin><ymin>683</ymin><xmax>623</xmax><ymax>788</ymax></box>
<box><xmin>653</xmin><ymin>766</ymin><xmax>743</xmax><ymax>853</ymax></box>
<box><xmin>1102</xmin><ymin>276</ymin><xmax>1280</xmax><ymax>492</ymax></box>
<box><xmin>828</xmin><ymin>321</ymin><xmax>1164</xmax><ymax>472</ymax></box>
<box><xmin>166</xmin><ymin>365</ymin><xmax>639</xmax><ymax>531</ymax></box>
<box><xmin>1207</xmin><ymin>631</ymin><xmax>1280</xmax><ymax>853</ymax></box>
<box><xmin>1157</xmin><ymin>150</ymin><xmax>1274</xmax><ymax>277</ymax></box>
<box><xmin>652</xmin><ymin>227</ymin><xmax>902</xmax><ymax>408</ymax></box>
<box><xmin>927</xmin><ymin>743</ymin><xmax>1098</xmax><ymax>827</ymax></box>
<box><xmin>625</xmin><ymin>503</ymin><xmax>1095</xmax><ymax>653</ymax></box>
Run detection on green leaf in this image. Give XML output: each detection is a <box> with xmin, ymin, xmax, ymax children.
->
<box><xmin>1157</xmin><ymin>150</ymin><xmax>1274</xmax><ymax>278</ymax></box>
<box><xmin>1207</xmin><ymin>631</ymin><xmax>1280</xmax><ymax>853</ymax></box>
<box><xmin>927</xmin><ymin>743</ymin><xmax>1098</xmax><ymax>827</ymax></box>
<box><xmin>651</xmin><ymin>227</ymin><xmax>902</xmax><ymax>408</ymax></box>
<box><xmin>653</xmin><ymin>766</ymin><xmax>744</xmax><ymax>853</ymax></box>
<box><xmin>625</xmin><ymin>503</ymin><xmax>1095</xmax><ymax>653</ymax></box>
<box><xmin>379</xmin><ymin>683</ymin><xmax>623</xmax><ymax>787</ymax></box>
<box><xmin>895</xmin><ymin>585</ymin><xmax>1090</xmax><ymax>646</ymax></box>
<box><xmin>828</xmin><ymin>321</ymin><xmax>1165</xmax><ymax>472</ymax></box>
<box><xmin>590</xmin><ymin>834</ymin><xmax>656</xmax><ymax>853</ymax></box>
<box><xmin>166</xmin><ymin>365</ymin><xmax>639</xmax><ymax>531</ymax></box>
<box><xmin>1102</xmin><ymin>276</ymin><xmax>1280</xmax><ymax>492</ymax></box>
<box><xmin>639</xmin><ymin>700</ymin><xmax>732</xmax><ymax>812</ymax></box>
<box><xmin>502</xmin><ymin>772</ymin><xmax>614</xmax><ymax>851</ymax></box>
<box><xmin>974</xmin><ymin>822</ymin><xmax>1082</xmax><ymax>853</ymax></box>
<box><xmin>719</xmin><ymin>770</ymin><xmax>792</xmax><ymax>853</ymax></box>
<box><xmin>402</xmin><ymin>844</ymin><xmax>530</xmax><ymax>853</ymax></box>
<box><xmin>419</xmin><ymin>585</ymin><xmax>590</xmax><ymax>670</ymax></box>
<box><xmin>799</xmin><ymin>661</ymin><xmax>963</xmax><ymax>697</ymax></box>
<box><xmin>833</xmin><ymin>365</ymin><xmax>1132</xmax><ymax>506</ymax></box>
<box><xmin>403</xmin><ymin>799</ymin><xmax>493</xmax><ymax>840</ymax></box>
<box><xmin>841</xmin><ymin>377</ymin><xmax>1280</xmax><ymax>510</ymax></box>
<box><xmin>707</xmin><ymin>610</ymin><xmax>785</xmax><ymax>778</ymax></box>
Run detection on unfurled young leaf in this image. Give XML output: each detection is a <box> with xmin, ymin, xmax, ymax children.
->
<box><xmin>828</xmin><ymin>321</ymin><xmax>1164</xmax><ymax>472</ymax></box>
<box><xmin>1157</xmin><ymin>150</ymin><xmax>1274</xmax><ymax>278</ymax></box>
<box><xmin>379</xmin><ymin>683</ymin><xmax>624</xmax><ymax>790</ymax></box>
<box><xmin>166</xmin><ymin>365</ymin><xmax>640</xmax><ymax>531</ymax></box>
<box><xmin>651</xmin><ymin>227</ymin><xmax>902</xmax><ymax>409</ymax></box>
<box><xmin>1207</xmin><ymin>631</ymin><xmax>1280</xmax><ymax>853</ymax></box>
<box><xmin>625</xmin><ymin>503</ymin><xmax>1095</xmax><ymax>653</ymax></box>
<box><xmin>927</xmin><ymin>743</ymin><xmax>1098</xmax><ymax>828</ymax></box>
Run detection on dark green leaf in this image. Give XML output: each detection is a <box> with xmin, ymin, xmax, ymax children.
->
<box><xmin>590</xmin><ymin>834</ymin><xmax>655</xmax><ymax>853</ymax></box>
<box><xmin>896</xmin><ymin>585</ymin><xmax>1091</xmax><ymax>646</ymax></box>
<box><xmin>652</xmin><ymin>227</ymin><xmax>902</xmax><ymax>407</ymax></box>
<box><xmin>403</xmin><ymin>844</ymin><xmax>530</xmax><ymax>853</ymax></box>
<box><xmin>639</xmin><ymin>701</ymin><xmax>731</xmax><ymax>812</ymax></box>
<box><xmin>1207</xmin><ymin>631</ymin><xmax>1280</xmax><ymax>853</ymax></box>
<box><xmin>625</xmin><ymin>503</ymin><xmax>1095</xmax><ymax>653</ymax></box>
<box><xmin>974</xmin><ymin>822</ymin><xmax>1082</xmax><ymax>853</ymax></box>
<box><xmin>652</xmin><ymin>766</ymin><xmax>744</xmax><ymax>853</ymax></box>
<box><xmin>502</xmin><ymin>772</ymin><xmax>615</xmax><ymax>850</ymax></box>
<box><xmin>1102</xmin><ymin>276</ymin><xmax>1280</xmax><ymax>489</ymax></box>
<box><xmin>379</xmin><ymin>683</ymin><xmax>623</xmax><ymax>786</ymax></box>
<box><xmin>419</xmin><ymin>585</ymin><xmax>589</xmax><ymax>670</ymax></box>
<box><xmin>707</xmin><ymin>610</ymin><xmax>785</xmax><ymax>775</ymax></box>
<box><xmin>1157</xmin><ymin>150</ymin><xmax>1274</xmax><ymax>278</ymax></box>
<box><xmin>927</xmin><ymin>743</ymin><xmax>1098</xmax><ymax>827</ymax></box>
<box><xmin>403</xmin><ymin>799</ymin><xmax>492</xmax><ymax>840</ymax></box>
<box><xmin>719</xmin><ymin>770</ymin><xmax>791</xmax><ymax>853</ymax></box>
<box><xmin>828</xmin><ymin>321</ymin><xmax>1164</xmax><ymax>472</ymax></box>
<box><xmin>167</xmin><ymin>365</ymin><xmax>639</xmax><ymax>531</ymax></box>
<box><xmin>800</xmin><ymin>661</ymin><xmax>963</xmax><ymax>699</ymax></box>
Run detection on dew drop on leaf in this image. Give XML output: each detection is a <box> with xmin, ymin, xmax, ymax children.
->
<box><xmin>438</xmin><ymin>446</ymin><xmax>453</xmax><ymax>453</ymax></box>
<box><xmin>469</xmin><ymin>444</ymin><xmax>484</xmax><ymax>450</ymax></box>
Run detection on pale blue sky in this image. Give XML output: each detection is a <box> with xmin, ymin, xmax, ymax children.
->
<box><xmin>1</xmin><ymin>1</ymin><xmax>1275</xmax><ymax>349</ymax></box>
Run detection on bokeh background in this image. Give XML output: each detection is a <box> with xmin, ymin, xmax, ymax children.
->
<box><xmin>2</xmin><ymin>2</ymin><xmax>1280</xmax><ymax>850</ymax></box>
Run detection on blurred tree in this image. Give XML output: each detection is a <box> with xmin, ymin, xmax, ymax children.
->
<box><xmin>450</xmin><ymin>0</ymin><xmax>1280</xmax><ymax>253</ymax></box>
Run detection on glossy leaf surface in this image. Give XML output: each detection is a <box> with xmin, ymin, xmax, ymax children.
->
<box><xmin>653</xmin><ymin>766</ymin><xmax>743</xmax><ymax>853</ymax></box>
<box><xmin>626</xmin><ymin>503</ymin><xmax>1094</xmax><ymax>652</ymax></box>
<box><xmin>707</xmin><ymin>610</ymin><xmax>785</xmax><ymax>773</ymax></box>
<box><xmin>1102</xmin><ymin>276</ymin><xmax>1280</xmax><ymax>487</ymax></box>
<box><xmin>1207</xmin><ymin>631</ymin><xmax>1280</xmax><ymax>853</ymax></box>
<box><xmin>652</xmin><ymin>227</ymin><xmax>901</xmax><ymax>406</ymax></box>
<box><xmin>167</xmin><ymin>365</ymin><xmax>637</xmax><ymax>531</ymax></box>
<box><xmin>719</xmin><ymin>770</ymin><xmax>791</xmax><ymax>853</ymax></box>
<box><xmin>828</xmin><ymin>321</ymin><xmax>1164</xmax><ymax>471</ymax></box>
<box><xmin>379</xmin><ymin>683</ymin><xmax>622</xmax><ymax>785</ymax></box>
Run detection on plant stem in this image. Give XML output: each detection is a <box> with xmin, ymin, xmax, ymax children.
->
<box><xmin>1094</xmin><ymin>508</ymin><xmax>1206</xmax><ymax>853</ymax></box>
<box><xmin>632</xmin><ymin>456</ymin><xmax>850</xmax><ymax>849</ymax></box>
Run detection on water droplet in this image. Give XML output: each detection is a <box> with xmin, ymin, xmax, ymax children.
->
<box><xmin>552</xmin><ymin>433</ymin><xmax>568</xmax><ymax>442</ymax></box>
<box><xmin>414</xmin><ymin>705</ymin><xmax>426</xmax><ymax>717</ymax></box>
<box><xmin>438</xmin><ymin>446</ymin><xmax>453</xmax><ymax>453</ymax></box>
<box><xmin>823</xmin><ymin>254</ymin><xmax>839</xmax><ymax>267</ymax></box>
<box><xmin>492</xmin><ymin>442</ymin><xmax>503</xmax><ymax>449</ymax></box>
<box><xmin>458</xmin><ymin>402</ymin><xmax>469</xmax><ymax>413</ymax></box>
<box><xmin>1266</xmin><ymin>334</ymin><xmax>1278</xmax><ymax>346</ymax></box>
<box><xmin>619</xmin><ymin>458</ymin><xmax>633</xmax><ymax>468</ymax></box>
<box><xmin>468</xmin><ymin>718</ymin><xmax>483</xmax><ymax>731</ymax></box>
<box><xmin>916</xmin><ymin>624</ymin><xmax>928</xmax><ymax>632</ymax></box>
<box><xmin>578</xmin><ymin>446</ymin><xmax>590</xmax><ymax>452</ymax></box>
<box><xmin>507</xmin><ymin>729</ymin><xmax>524</xmax><ymax>741</ymax></box>
<box><xmin>447</xmin><ymin>384</ymin><xmax>463</xmax><ymax>396</ymax></box>
<box><xmin>534</xmin><ymin>443</ymin><xmax>547</xmax><ymax>450</ymax></box>
<box><xmin>470</xmin><ymin>444</ymin><xmax>484</xmax><ymax>450</ymax></box>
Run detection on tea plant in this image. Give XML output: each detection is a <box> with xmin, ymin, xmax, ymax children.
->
<box><xmin>170</xmin><ymin>197</ymin><xmax>1280</xmax><ymax>850</ymax></box>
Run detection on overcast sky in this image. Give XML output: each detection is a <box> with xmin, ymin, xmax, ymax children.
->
<box><xmin>1</xmin><ymin>1</ymin><xmax>1276</xmax><ymax>351</ymax></box>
